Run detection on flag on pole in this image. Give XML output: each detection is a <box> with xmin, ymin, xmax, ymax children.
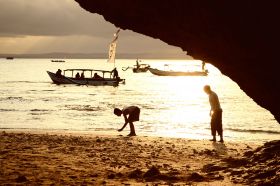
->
<box><xmin>108</xmin><ymin>28</ymin><xmax>121</xmax><ymax>64</ymax></box>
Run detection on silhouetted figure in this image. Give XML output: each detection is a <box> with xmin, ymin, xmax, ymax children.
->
<box><xmin>93</xmin><ymin>73</ymin><xmax>102</xmax><ymax>79</ymax></box>
<box><xmin>55</xmin><ymin>69</ymin><xmax>62</xmax><ymax>77</ymax></box>
<box><xmin>114</xmin><ymin>106</ymin><xmax>140</xmax><ymax>136</ymax></box>
<box><xmin>203</xmin><ymin>85</ymin><xmax>223</xmax><ymax>142</ymax></box>
<box><xmin>202</xmin><ymin>61</ymin><xmax>206</xmax><ymax>71</ymax></box>
<box><xmin>75</xmin><ymin>72</ymin><xmax>80</xmax><ymax>79</ymax></box>
<box><xmin>136</xmin><ymin>59</ymin><xmax>140</xmax><ymax>69</ymax></box>
<box><xmin>111</xmin><ymin>68</ymin><xmax>119</xmax><ymax>80</ymax></box>
<box><xmin>80</xmin><ymin>72</ymin><xmax>85</xmax><ymax>79</ymax></box>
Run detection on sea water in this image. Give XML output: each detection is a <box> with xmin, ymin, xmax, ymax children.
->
<box><xmin>0</xmin><ymin>58</ymin><xmax>279</xmax><ymax>142</ymax></box>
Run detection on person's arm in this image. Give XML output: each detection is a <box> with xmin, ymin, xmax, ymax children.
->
<box><xmin>118</xmin><ymin>114</ymin><xmax>128</xmax><ymax>131</ymax></box>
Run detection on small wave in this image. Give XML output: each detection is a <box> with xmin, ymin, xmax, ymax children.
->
<box><xmin>29</xmin><ymin>109</ymin><xmax>52</xmax><ymax>115</ymax></box>
<box><xmin>64</xmin><ymin>105</ymin><xmax>102</xmax><ymax>112</ymax></box>
<box><xmin>30</xmin><ymin>109</ymin><xmax>50</xmax><ymax>112</ymax></box>
<box><xmin>140</xmin><ymin>105</ymin><xmax>159</xmax><ymax>110</ymax></box>
<box><xmin>28</xmin><ymin>90</ymin><xmax>55</xmax><ymax>92</ymax></box>
<box><xmin>0</xmin><ymin>108</ymin><xmax>17</xmax><ymax>112</ymax></box>
<box><xmin>0</xmin><ymin>96</ymin><xmax>30</xmax><ymax>102</ymax></box>
<box><xmin>42</xmin><ymin>90</ymin><xmax>56</xmax><ymax>92</ymax></box>
<box><xmin>7</xmin><ymin>96</ymin><xmax>23</xmax><ymax>100</ymax></box>
<box><xmin>6</xmin><ymin>81</ymin><xmax>32</xmax><ymax>83</ymax></box>
<box><xmin>4</xmin><ymin>81</ymin><xmax>50</xmax><ymax>84</ymax></box>
<box><xmin>88</xmin><ymin>128</ymin><xmax>116</xmax><ymax>131</ymax></box>
<box><xmin>88</xmin><ymin>94</ymin><xmax>97</xmax><ymax>96</ymax></box>
<box><xmin>227</xmin><ymin>128</ymin><xmax>280</xmax><ymax>134</ymax></box>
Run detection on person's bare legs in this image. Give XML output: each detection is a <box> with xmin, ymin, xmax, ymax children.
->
<box><xmin>210</xmin><ymin>135</ymin><xmax>216</xmax><ymax>142</ymax></box>
<box><xmin>219</xmin><ymin>133</ymin><xmax>224</xmax><ymax>143</ymax></box>
<box><xmin>128</xmin><ymin>122</ymin><xmax>136</xmax><ymax>136</ymax></box>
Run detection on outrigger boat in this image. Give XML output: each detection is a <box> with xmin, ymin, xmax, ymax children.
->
<box><xmin>122</xmin><ymin>64</ymin><xmax>150</xmax><ymax>73</ymax></box>
<box><xmin>148</xmin><ymin>67</ymin><xmax>208</xmax><ymax>76</ymax></box>
<box><xmin>51</xmin><ymin>59</ymin><xmax>65</xmax><ymax>63</ymax></box>
<box><xmin>148</xmin><ymin>63</ymin><xmax>208</xmax><ymax>76</ymax></box>
<box><xmin>122</xmin><ymin>59</ymin><xmax>150</xmax><ymax>73</ymax></box>
<box><xmin>47</xmin><ymin>29</ymin><xmax>125</xmax><ymax>86</ymax></box>
<box><xmin>47</xmin><ymin>69</ymin><xmax>125</xmax><ymax>86</ymax></box>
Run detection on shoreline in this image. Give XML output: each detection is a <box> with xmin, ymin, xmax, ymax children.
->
<box><xmin>0</xmin><ymin>128</ymin><xmax>273</xmax><ymax>144</ymax></box>
<box><xmin>0</xmin><ymin>131</ymin><xmax>279</xmax><ymax>185</ymax></box>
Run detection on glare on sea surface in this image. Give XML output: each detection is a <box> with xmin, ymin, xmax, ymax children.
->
<box><xmin>136</xmin><ymin>60</ymin><xmax>212</xmax><ymax>138</ymax></box>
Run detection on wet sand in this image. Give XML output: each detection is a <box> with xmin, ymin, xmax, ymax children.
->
<box><xmin>0</xmin><ymin>131</ymin><xmax>279</xmax><ymax>185</ymax></box>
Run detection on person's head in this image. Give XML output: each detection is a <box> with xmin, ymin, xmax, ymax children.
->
<box><xmin>114</xmin><ymin>108</ymin><xmax>122</xmax><ymax>116</ymax></box>
<box><xmin>203</xmin><ymin>85</ymin><xmax>211</xmax><ymax>94</ymax></box>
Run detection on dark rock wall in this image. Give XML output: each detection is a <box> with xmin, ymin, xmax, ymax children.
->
<box><xmin>75</xmin><ymin>0</ymin><xmax>280</xmax><ymax>123</ymax></box>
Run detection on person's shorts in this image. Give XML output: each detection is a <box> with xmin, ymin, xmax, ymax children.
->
<box><xmin>128</xmin><ymin>107</ymin><xmax>140</xmax><ymax>122</ymax></box>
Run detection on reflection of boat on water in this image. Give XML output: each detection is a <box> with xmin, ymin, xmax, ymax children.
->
<box><xmin>51</xmin><ymin>59</ymin><xmax>65</xmax><ymax>62</ymax></box>
<box><xmin>47</xmin><ymin>69</ymin><xmax>125</xmax><ymax>86</ymax></box>
<box><xmin>148</xmin><ymin>64</ymin><xmax>208</xmax><ymax>76</ymax></box>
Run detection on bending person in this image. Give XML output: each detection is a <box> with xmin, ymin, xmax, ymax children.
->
<box><xmin>114</xmin><ymin>106</ymin><xmax>140</xmax><ymax>136</ymax></box>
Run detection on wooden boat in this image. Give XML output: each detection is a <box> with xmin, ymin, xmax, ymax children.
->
<box><xmin>47</xmin><ymin>29</ymin><xmax>125</xmax><ymax>86</ymax></box>
<box><xmin>122</xmin><ymin>64</ymin><xmax>150</xmax><ymax>73</ymax></box>
<box><xmin>133</xmin><ymin>64</ymin><xmax>150</xmax><ymax>73</ymax></box>
<box><xmin>148</xmin><ymin>67</ymin><xmax>208</xmax><ymax>76</ymax></box>
<box><xmin>51</xmin><ymin>59</ymin><xmax>65</xmax><ymax>63</ymax></box>
<box><xmin>6</xmin><ymin>57</ymin><xmax>14</xmax><ymax>60</ymax></box>
<box><xmin>47</xmin><ymin>69</ymin><xmax>125</xmax><ymax>86</ymax></box>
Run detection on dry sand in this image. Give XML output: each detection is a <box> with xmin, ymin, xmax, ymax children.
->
<box><xmin>0</xmin><ymin>131</ymin><xmax>279</xmax><ymax>185</ymax></box>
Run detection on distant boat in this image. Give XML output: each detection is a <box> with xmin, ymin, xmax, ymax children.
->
<box><xmin>122</xmin><ymin>59</ymin><xmax>150</xmax><ymax>73</ymax></box>
<box><xmin>6</xmin><ymin>57</ymin><xmax>14</xmax><ymax>60</ymax></box>
<box><xmin>122</xmin><ymin>64</ymin><xmax>150</xmax><ymax>73</ymax></box>
<box><xmin>47</xmin><ymin>69</ymin><xmax>125</xmax><ymax>86</ymax></box>
<box><xmin>51</xmin><ymin>59</ymin><xmax>65</xmax><ymax>63</ymax></box>
<box><xmin>148</xmin><ymin>64</ymin><xmax>208</xmax><ymax>76</ymax></box>
<box><xmin>133</xmin><ymin>64</ymin><xmax>150</xmax><ymax>73</ymax></box>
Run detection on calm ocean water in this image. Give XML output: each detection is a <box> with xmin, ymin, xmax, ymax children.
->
<box><xmin>0</xmin><ymin>58</ymin><xmax>279</xmax><ymax>142</ymax></box>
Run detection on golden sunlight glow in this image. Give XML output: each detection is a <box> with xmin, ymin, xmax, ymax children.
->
<box><xmin>0</xmin><ymin>36</ymin><xmax>50</xmax><ymax>54</ymax></box>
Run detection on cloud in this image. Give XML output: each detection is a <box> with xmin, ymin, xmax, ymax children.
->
<box><xmin>0</xmin><ymin>0</ymin><xmax>115</xmax><ymax>37</ymax></box>
<box><xmin>0</xmin><ymin>0</ymin><xmax>186</xmax><ymax>56</ymax></box>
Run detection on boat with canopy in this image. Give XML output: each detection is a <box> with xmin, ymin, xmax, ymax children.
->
<box><xmin>47</xmin><ymin>69</ymin><xmax>124</xmax><ymax>86</ymax></box>
<box><xmin>47</xmin><ymin>29</ymin><xmax>125</xmax><ymax>86</ymax></box>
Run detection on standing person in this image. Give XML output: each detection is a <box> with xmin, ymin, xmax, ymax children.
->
<box><xmin>114</xmin><ymin>106</ymin><xmax>140</xmax><ymax>136</ymax></box>
<box><xmin>111</xmin><ymin>68</ymin><xmax>119</xmax><ymax>79</ymax></box>
<box><xmin>202</xmin><ymin>61</ymin><xmax>206</xmax><ymax>71</ymax></box>
<box><xmin>136</xmin><ymin>59</ymin><xmax>140</xmax><ymax>69</ymax></box>
<box><xmin>203</xmin><ymin>85</ymin><xmax>224</xmax><ymax>142</ymax></box>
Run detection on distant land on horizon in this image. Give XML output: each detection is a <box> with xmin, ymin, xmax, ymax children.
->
<box><xmin>0</xmin><ymin>52</ymin><xmax>190</xmax><ymax>59</ymax></box>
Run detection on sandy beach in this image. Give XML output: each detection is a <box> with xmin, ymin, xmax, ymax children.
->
<box><xmin>0</xmin><ymin>131</ymin><xmax>279</xmax><ymax>185</ymax></box>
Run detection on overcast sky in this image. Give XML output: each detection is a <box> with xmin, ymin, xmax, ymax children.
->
<box><xmin>0</xmin><ymin>0</ymin><xmax>186</xmax><ymax>57</ymax></box>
